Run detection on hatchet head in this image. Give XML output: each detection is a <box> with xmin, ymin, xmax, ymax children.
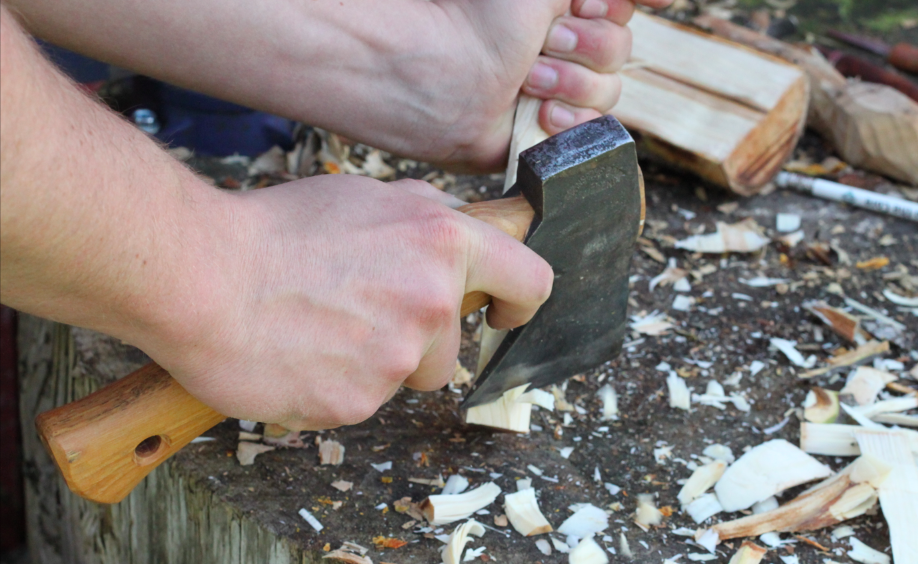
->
<box><xmin>462</xmin><ymin>115</ymin><xmax>642</xmax><ymax>409</ymax></box>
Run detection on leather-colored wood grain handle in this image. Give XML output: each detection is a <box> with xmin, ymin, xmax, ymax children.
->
<box><xmin>35</xmin><ymin>195</ymin><xmax>536</xmax><ymax>504</ymax></box>
<box><xmin>35</xmin><ymin>363</ymin><xmax>225</xmax><ymax>504</ymax></box>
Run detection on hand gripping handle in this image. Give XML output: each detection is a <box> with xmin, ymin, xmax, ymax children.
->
<box><xmin>35</xmin><ymin>196</ymin><xmax>535</xmax><ymax>503</ymax></box>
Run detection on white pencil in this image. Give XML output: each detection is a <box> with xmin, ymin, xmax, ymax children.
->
<box><xmin>775</xmin><ymin>171</ymin><xmax>918</xmax><ymax>223</ymax></box>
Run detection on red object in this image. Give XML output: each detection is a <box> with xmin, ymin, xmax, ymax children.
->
<box><xmin>0</xmin><ymin>306</ymin><xmax>25</xmax><ymax>551</ymax></box>
<box><xmin>827</xmin><ymin>29</ymin><xmax>918</xmax><ymax>75</ymax></box>
<box><xmin>817</xmin><ymin>46</ymin><xmax>918</xmax><ymax>102</ymax></box>
<box><xmin>889</xmin><ymin>43</ymin><xmax>918</xmax><ymax>75</ymax></box>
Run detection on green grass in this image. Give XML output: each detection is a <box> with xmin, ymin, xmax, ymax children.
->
<box><xmin>859</xmin><ymin>7</ymin><xmax>918</xmax><ymax>32</ymax></box>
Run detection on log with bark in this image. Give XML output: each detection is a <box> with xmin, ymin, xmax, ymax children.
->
<box><xmin>614</xmin><ymin>12</ymin><xmax>809</xmax><ymax>196</ymax></box>
<box><xmin>694</xmin><ymin>15</ymin><xmax>918</xmax><ymax>186</ymax></box>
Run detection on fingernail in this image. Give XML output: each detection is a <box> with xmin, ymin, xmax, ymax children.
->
<box><xmin>579</xmin><ymin>0</ymin><xmax>608</xmax><ymax>18</ymax></box>
<box><xmin>527</xmin><ymin>62</ymin><xmax>558</xmax><ymax>90</ymax></box>
<box><xmin>546</xmin><ymin>24</ymin><xmax>578</xmax><ymax>53</ymax></box>
<box><xmin>550</xmin><ymin>105</ymin><xmax>575</xmax><ymax>128</ymax></box>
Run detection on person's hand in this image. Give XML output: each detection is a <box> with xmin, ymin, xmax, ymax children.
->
<box><xmin>8</xmin><ymin>0</ymin><xmax>672</xmax><ymax>172</ymax></box>
<box><xmin>381</xmin><ymin>0</ymin><xmax>675</xmax><ymax>171</ymax></box>
<box><xmin>151</xmin><ymin>177</ymin><xmax>552</xmax><ymax>430</ymax></box>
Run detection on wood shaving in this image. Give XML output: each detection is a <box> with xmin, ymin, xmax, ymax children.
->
<box><xmin>319</xmin><ymin>440</ymin><xmax>345</xmax><ymax>465</ymax></box>
<box><xmin>674</xmin><ymin>219</ymin><xmax>770</xmax><ymax>253</ymax></box>
<box><xmin>235</xmin><ymin>441</ymin><xmax>275</xmax><ymax>466</ymax></box>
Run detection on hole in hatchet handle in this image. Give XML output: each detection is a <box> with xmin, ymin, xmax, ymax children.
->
<box><xmin>457</xmin><ymin>195</ymin><xmax>536</xmax><ymax>316</ymax></box>
<box><xmin>35</xmin><ymin>362</ymin><xmax>225</xmax><ymax>503</ymax></box>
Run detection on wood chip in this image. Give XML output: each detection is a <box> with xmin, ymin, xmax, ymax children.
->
<box><xmin>727</xmin><ymin>541</ymin><xmax>767</xmax><ymax>564</ymax></box>
<box><xmin>800</xmin><ymin>341</ymin><xmax>890</xmax><ymax>379</ymax></box>
<box><xmin>323</xmin><ymin>550</ymin><xmax>372</xmax><ymax>564</ymax></box>
<box><xmin>319</xmin><ymin>440</ymin><xmax>345</xmax><ymax>465</ymax></box>
<box><xmin>714</xmin><ymin>439</ymin><xmax>831</xmax><ymax>512</ymax></box>
<box><xmin>674</xmin><ymin>219</ymin><xmax>770</xmax><ymax>253</ymax></box>
<box><xmin>805</xmin><ymin>301</ymin><xmax>870</xmax><ymax>344</ymax></box>
<box><xmin>856</xmin><ymin>257</ymin><xmax>889</xmax><ymax>270</ymax></box>
<box><xmin>854</xmin><ymin>431</ymin><xmax>918</xmax><ymax>564</ymax></box>
<box><xmin>707</xmin><ymin>455</ymin><xmax>889</xmax><ymax>543</ymax></box>
<box><xmin>442</xmin><ymin>520</ymin><xmax>485</xmax><ymax>564</ymax></box>
<box><xmin>840</xmin><ymin>367</ymin><xmax>897</xmax><ymax>405</ymax></box>
<box><xmin>235</xmin><ymin>441</ymin><xmax>275</xmax><ymax>466</ymax></box>
<box><xmin>394</xmin><ymin>496</ymin><xmax>425</xmax><ymax>521</ymax></box>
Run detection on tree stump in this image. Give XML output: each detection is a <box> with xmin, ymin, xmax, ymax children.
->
<box><xmin>18</xmin><ymin>316</ymin><xmax>309</xmax><ymax>564</ymax></box>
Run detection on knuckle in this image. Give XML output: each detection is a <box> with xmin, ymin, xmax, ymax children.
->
<box><xmin>420</xmin><ymin>207</ymin><xmax>467</xmax><ymax>252</ymax></box>
<box><xmin>605</xmin><ymin>74</ymin><xmax>623</xmax><ymax>111</ymax></box>
<box><xmin>589</xmin><ymin>22</ymin><xmax>630</xmax><ymax>71</ymax></box>
<box><xmin>380</xmin><ymin>347</ymin><xmax>422</xmax><ymax>384</ymax></box>
<box><xmin>565</xmin><ymin>69</ymin><xmax>603</xmax><ymax>107</ymax></box>
<box><xmin>609</xmin><ymin>0</ymin><xmax>636</xmax><ymax>25</ymax></box>
<box><xmin>416</xmin><ymin>285</ymin><xmax>458</xmax><ymax>327</ymax></box>
<box><xmin>336</xmin><ymin>394</ymin><xmax>380</xmax><ymax>426</ymax></box>
<box><xmin>396</xmin><ymin>178</ymin><xmax>436</xmax><ymax>196</ymax></box>
<box><xmin>413</xmin><ymin>369</ymin><xmax>454</xmax><ymax>392</ymax></box>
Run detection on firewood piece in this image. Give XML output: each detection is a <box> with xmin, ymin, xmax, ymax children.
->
<box><xmin>614</xmin><ymin>12</ymin><xmax>808</xmax><ymax>195</ymax></box>
<box><xmin>694</xmin><ymin>15</ymin><xmax>918</xmax><ymax>185</ymax></box>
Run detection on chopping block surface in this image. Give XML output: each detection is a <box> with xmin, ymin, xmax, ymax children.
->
<box><xmin>17</xmin><ymin>179</ymin><xmax>909</xmax><ymax>563</ymax></box>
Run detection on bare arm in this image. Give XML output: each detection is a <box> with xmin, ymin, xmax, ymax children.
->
<box><xmin>8</xmin><ymin>0</ymin><xmax>439</xmax><ymax>160</ymax></box>
<box><xmin>0</xmin><ymin>5</ymin><xmax>552</xmax><ymax>428</ymax></box>
<box><xmin>5</xmin><ymin>0</ymin><xmax>670</xmax><ymax>171</ymax></box>
<box><xmin>0</xmin><ymin>3</ymin><xmax>227</xmax><ymax>354</ymax></box>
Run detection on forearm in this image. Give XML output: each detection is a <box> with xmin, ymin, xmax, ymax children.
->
<box><xmin>5</xmin><ymin>0</ymin><xmax>451</xmax><ymax>158</ymax></box>
<box><xmin>0</xmin><ymin>5</ymin><xmax>230</xmax><ymax>355</ymax></box>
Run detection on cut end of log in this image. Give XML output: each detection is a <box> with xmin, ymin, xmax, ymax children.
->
<box><xmin>615</xmin><ymin>12</ymin><xmax>809</xmax><ymax>196</ymax></box>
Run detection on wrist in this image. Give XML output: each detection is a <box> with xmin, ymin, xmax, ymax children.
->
<box><xmin>116</xmin><ymin>174</ymin><xmax>242</xmax><ymax>371</ymax></box>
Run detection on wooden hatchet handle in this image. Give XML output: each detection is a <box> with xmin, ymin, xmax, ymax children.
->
<box><xmin>35</xmin><ymin>195</ymin><xmax>535</xmax><ymax>504</ymax></box>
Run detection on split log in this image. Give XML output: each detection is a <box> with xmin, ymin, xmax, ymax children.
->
<box><xmin>694</xmin><ymin>15</ymin><xmax>918</xmax><ymax>186</ymax></box>
<box><xmin>615</xmin><ymin>12</ymin><xmax>809</xmax><ymax>195</ymax></box>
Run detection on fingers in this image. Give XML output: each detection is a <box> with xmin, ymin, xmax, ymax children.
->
<box><xmin>541</xmin><ymin>16</ymin><xmax>632</xmax><ymax>74</ymax></box>
<box><xmin>523</xmin><ymin>56</ymin><xmax>623</xmax><ymax>113</ymax></box>
<box><xmin>571</xmin><ymin>0</ymin><xmax>675</xmax><ymax>24</ymax></box>
<box><xmin>571</xmin><ymin>0</ymin><xmax>636</xmax><ymax>26</ymax></box>
<box><xmin>390</xmin><ymin>178</ymin><xmax>467</xmax><ymax>209</ymax></box>
<box><xmin>537</xmin><ymin>99</ymin><xmax>604</xmax><ymax>136</ymax></box>
<box><xmin>524</xmin><ymin>12</ymin><xmax>631</xmax><ymax>132</ymax></box>
<box><xmin>463</xmin><ymin>219</ymin><xmax>553</xmax><ymax>330</ymax></box>
<box><xmin>402</xmin><ymin>316</ymin><xmax>462</xmax><ymax>391</ymax></box>
<box><xmin>630</xmin><ymin>0</ymin><xmax>676</xmax><ymax>9</ymax></box>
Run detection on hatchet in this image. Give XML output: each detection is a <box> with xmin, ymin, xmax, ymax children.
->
<box><xmin>35</xmin><ymin>100</ymin><xmax>644</xmax><ymax>504</ymax></box>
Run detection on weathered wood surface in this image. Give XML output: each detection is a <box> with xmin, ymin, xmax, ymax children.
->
<box><xmin>18</xmin><ymin>316</ymin><xmax>309</xmax><ymax>564</ymax></box>
<box><xmin>19</xmin><ymin>316</ymin><xmax>598</xmax><ymax>564</ymax></box>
